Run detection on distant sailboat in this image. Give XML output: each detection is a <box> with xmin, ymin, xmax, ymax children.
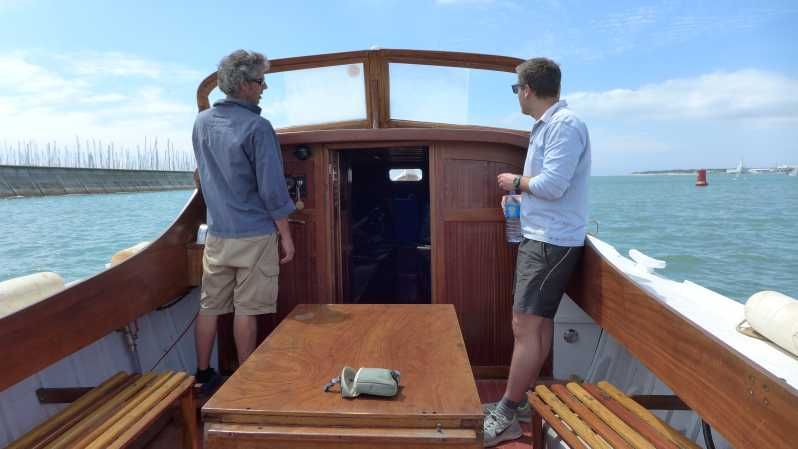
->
<box><xmin>726</xmin><ymin>159</ymin><xmax>747</xmax><ymax>175</ymax></box>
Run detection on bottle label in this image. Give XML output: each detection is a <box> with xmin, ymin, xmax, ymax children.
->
<box><xmin>504</xmin><ymin>203</ymin><xmax>520</xmax><ymax>218</ymax></box>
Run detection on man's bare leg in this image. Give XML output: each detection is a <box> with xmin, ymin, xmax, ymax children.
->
<box><xmin>233</xmin><ymin>314</ymin><xmax>257</xmax><ymax>364</ymax></box>
<box><xmin>504</xmin><ymin>312</ymin><xmax>554</xmax><ymax>402</ymax></box>
<box><xmin>195</xmin><ymin>314</ymin><xmax>218</xmax><ymax>371</ymax></box>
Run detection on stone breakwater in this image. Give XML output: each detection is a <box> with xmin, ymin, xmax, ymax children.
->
<box><xmin>0</xmin><ymin>165</ymin><xmax>194</xmax><ymax>198</ymax></box>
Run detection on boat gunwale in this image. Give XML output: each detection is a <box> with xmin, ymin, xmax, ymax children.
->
<box><xmin>0</xmin><ymin>190</ymin><xmax>205</xmax><ymax>393</ymax></box>
<box><xmin>567</xmin><ymin>236</ymin><xmax>798</xmax><ymax>449</ymax></box>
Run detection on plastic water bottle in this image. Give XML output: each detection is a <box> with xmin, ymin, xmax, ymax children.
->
<box><xmin>502</xmin><ymin>194</ymin><xmax>522</xmax><ymax>243</ymax></box>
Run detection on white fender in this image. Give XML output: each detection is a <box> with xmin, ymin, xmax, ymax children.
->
<box><xmin>0</xmin><ymin>272</ymin><xmax>65</xmax><ymax>318</ymax></box>
<box><xmin>745</xmin><ymin>291</ymin><xmax>798</xmax><ymax>357</ymax></box>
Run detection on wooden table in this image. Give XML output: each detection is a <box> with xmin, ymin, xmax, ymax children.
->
<box><xmin>203</xmin><ymin>304</ymin><xmax>483</xmax><ymax>449</ymax></box>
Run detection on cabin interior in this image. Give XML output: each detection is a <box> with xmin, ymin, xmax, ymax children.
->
<box><xmin>339</xmin><ymin>147</ymin><xmax>431</xmax><ymax>305</ymax></box>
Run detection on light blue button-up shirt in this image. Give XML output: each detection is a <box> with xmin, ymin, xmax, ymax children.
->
<box><xmin>193</xmin><ymin>98</ymin><xmax>295</xmax><ymax>238</ymax></box>
<box><xmin>521</xmin><ymin>99</ymin><xmax>591</xmax><ymax>247</ymax></box>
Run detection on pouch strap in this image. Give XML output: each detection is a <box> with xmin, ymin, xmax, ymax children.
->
<box><xmin>323</xmin><ymin>376</ymin><xmax>340</xmax><ymax>393</ymax></box>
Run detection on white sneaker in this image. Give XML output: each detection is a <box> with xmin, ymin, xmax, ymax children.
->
<box><xmin>483</xmin><ymin>411</ymin><xmax>523</xmax><ymax>447</ymax></box>
<box><xmin>482</xmin><ymin>401</ymin><xmax>532</xmax><ymax>423</ymax></box>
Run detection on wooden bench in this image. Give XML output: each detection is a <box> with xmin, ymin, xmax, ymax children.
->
<box><xmin>529</xmin><ymin>381</ymin><xmax>702</xmax><ymax>449</ymax></box>
<box><xmin>7</xmin><ymin>371</ymin><xmax>198</xmax><ymax>449</ymax></box>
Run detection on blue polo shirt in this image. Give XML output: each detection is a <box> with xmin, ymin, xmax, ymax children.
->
<box><xmin>522</xmin><ymin>100</ymin><xmax>591</xmax><ymax>247</ymax></box>
<box><xmin>192</xmin><ymin>98</ymin><xmax>295</xmax><ymax>238</ymax></box>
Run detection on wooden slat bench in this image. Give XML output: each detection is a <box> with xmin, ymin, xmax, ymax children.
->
<box><xmin>7</xmin><ymin>371</ymin><xmax>198</xmax><ymax>449</ymax></box>
<box><xmin>529</xmin><ymin>381</ymin><xmax>702</xmax><ymax>449</ymax></box>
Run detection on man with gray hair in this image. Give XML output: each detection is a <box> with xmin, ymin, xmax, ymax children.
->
<box><xmin>192</xmin><ymin>50</ymin><xmax>296</xmax><ymax>386</ymax></box>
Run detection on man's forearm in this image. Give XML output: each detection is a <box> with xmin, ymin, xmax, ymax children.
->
<box><xmin>519</xmin><ymin>175</ymin><xmax>533</xmax><ymax>195</ymax></box>
<box><xmin>274</xmin><ymin>218</ymin><xmax>293</xmax><ymax>242</ymax></box>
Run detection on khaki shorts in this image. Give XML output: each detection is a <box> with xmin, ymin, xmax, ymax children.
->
<box><xmin>200</xmin><ymin>233</ymin><xmax>279</xmax><ymax>316</ymax></box>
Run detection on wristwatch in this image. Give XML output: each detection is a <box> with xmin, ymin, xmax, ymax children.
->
<box><xmin>513</xmin><ymin>176</ymin><xmax>521</xmax><ymax>189</ymax></box>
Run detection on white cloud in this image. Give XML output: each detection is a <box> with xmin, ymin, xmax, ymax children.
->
<box><xmin>566</xmin><ymin>70</ymin><xmax>798</xmax><ymax>124</ymax></box>
<box><xmin>0</xmin><ymin>52</ymin><xmax>197</xmax><ymax>153</ymax></box>
<box><xmin>55</xmin><ymin>51</ymin><xmax>204</xmax><ymax>80</ymax></box>
<box><xmin>64</xmin><ymin>52</ymin><xmax>163</xmax><ymax>78</ymax></box>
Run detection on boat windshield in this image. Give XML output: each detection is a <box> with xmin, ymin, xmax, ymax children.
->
<box><xmin>200</xmin><ymin>50</ymin><xmax>529</xmax><ymax>132</ymax></box>
<box><xmin>209</xmin><ymin>63</ymin><xmax>367</xmax><ymax>129</ymax></box>
<box><xmin>389</xmin><ymin>63</ymin><xmax>528</xmax><ymax>131</ymax></box>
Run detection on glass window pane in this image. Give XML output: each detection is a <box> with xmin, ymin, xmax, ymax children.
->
<box><xmin>210</xmin><ymin>63</ymin><xmax>366</xmax><ymax>128</ymax></box>
<box><xmin>389</xmin><ymin>168</ymin><xmax>423</xmax><ymax>182</ymax></box>
<box><xmin>389</xmin><ymin>63</ymin><xmax>529</xmax><ymax>131</ymax></box>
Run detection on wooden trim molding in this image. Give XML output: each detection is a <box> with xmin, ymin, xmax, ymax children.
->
<box><xmin>278</xmin><ymin>127</ymin><xmax>528</xmax><ymax>149</ymax></box>
<box><xmin>0</xmin><ymin>192</ymin><xmax>206</xmax><ymax>393</ymax></box>
<box><xmin>566</xmin><ymin>239</ymin><xmax>798</xmax><ymax>449</ymax></box>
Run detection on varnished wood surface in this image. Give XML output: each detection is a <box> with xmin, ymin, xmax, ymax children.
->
<box><xmin>531</xmin><ymin>383</ymin><xmax>700</xmax><ymax>449</ymax></box>
<box><xmin>0</xmin><ymin>192</ymin><xmax>205</xmax><ymax>393</ymax></box>
<box><xmin>278</xmin><ymin>127</ymin><xmax>528</xmax><ymax>148</ymax></box>
<box><xmin>205</xmin><ymin>424</ymin><xmax>480</xmax><ymax>449</ymax></box>
<box><xmin>203</xmin><ymin>304</ymin><xmax>482</xmax><ymax>431</ymax></box>
<box><xmin>566</xmin><ymin>239</ymin><xmax>798</xmax><ymax>449</ymax></box>
<box><xmin>432</xmin><ymin>142</ymin><xmax>522</xmax><ymax>367</ymax></box>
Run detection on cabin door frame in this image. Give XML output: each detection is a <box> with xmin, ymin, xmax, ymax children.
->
<box><xmin>326</xmin><ymin>142</ymin><xmax>432</xmax><ymax>305</ymax></box>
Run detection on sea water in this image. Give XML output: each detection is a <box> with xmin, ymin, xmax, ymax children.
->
<box><xmin>1</xmin><ymin>174</ymin><xmax>796</xmax><ymax>303</ymax></box>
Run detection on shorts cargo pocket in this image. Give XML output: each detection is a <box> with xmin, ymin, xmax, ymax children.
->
<box><xmin>255</xmin><ymin>241</ymin><xmax>280</xmax><ymax>309</ymax></box>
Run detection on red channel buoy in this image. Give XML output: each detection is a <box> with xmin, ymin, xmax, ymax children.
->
<box><xmin>695</xmin><ymin>169</ymin><xmax>708</xmax><ymax>187</ymax></box>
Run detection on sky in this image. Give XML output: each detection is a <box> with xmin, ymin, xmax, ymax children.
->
<box><xmin>0</xmin><ymin>0</ymin><xmax>796</xmax><ymax>175</ymax></box>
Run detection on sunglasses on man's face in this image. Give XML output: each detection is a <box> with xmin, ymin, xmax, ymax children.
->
<box><xmin>249</xmin><ymin>77</ymin><xmax>267</xmax><ymax>88</ymax></box>
<box><xmin>511</xmin><ymin>83</ymin><xmax>524</xmax><ymax>94</ymax></box>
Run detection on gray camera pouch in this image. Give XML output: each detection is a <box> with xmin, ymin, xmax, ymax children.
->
<box><xmin>324</xmin><ymin>366</ymin><xmax>401</xmax><ymax>398</ymax></box>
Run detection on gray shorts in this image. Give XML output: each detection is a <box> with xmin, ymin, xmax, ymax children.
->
<box><xmin>513</xmin><ymin>238</ymin><xmax>582</xmax><ymax>318</ymax></box>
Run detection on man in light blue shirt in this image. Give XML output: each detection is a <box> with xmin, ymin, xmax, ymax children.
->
<box><xmin>484</xmin><ymin>57</ymin><xmax>591</xmax><ymax>447</ymax></box>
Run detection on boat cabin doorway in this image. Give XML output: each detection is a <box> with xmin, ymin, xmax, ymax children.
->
<box><xmin>332</xmin><ymin>148</ymin><xmax>431</xmax><ymax>304</ymax></box>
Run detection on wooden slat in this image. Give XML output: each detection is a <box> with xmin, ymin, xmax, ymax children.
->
<box><xmin>105</xmin><ymin>375</ymin><xmax>196</xmax><ymax>449</ymax></box>
<box><xmin>528</xmin><ymin>394</ymin><xmax>589</xmax><ymax>449</ymax></box>
<box><xmin>583</xmin><ymin>384</ymin><xmax>680</xmax><ymax>449</ymax></box>
<box><xmin>566</xmin><ymin>383</ymin><xmax>656</xmax><ymax>449</ymax></box>
<box><xmin>84</xmin><ymin>373</ymin><xmax>186</xmax><ymax>449</ymax></box>
<box><xmin>206</xmin><ymin>423</ymin><xmax>478</xmax><ymax>449</ymax></box>
<box><xmin>180</xmin><ymin>380</ymin><xmax>199</xmax><ymax>449</ymax></box>
<box><xmin>277</xmin><ymin>120</ymin><xmax>371</xmax><ymax>133</ymax></box>
<box><xmin>7</xmin><ymin>372</ymin><xmax>130</xmax><ymax>449</ymax></box>
<box><xmin>566</xmin><ymin>239</ymin><xmax>798</xmax><ymax>449</ymax></box>
<box><xmin>534</xmin><ymin>385</ymin><xmax>612</xmax><ymax>449</ymax></box>
<box><xmin>599</xmin><ymin>382</ymin><xmax>702</xmax><ymax>449</ymax></box>
<box><xmin>549</xmin><ymin>384</ymin><xmax>635</xmax><ymax>449</ymax></box>
<box><xmin>70</xmin><ymin>372</ymin><xmax>175</xmax><ymax>449</ymax></box>
<box><xmin>35</xmin><ymin>387</ymin><xmax>94</xmax><ymax>404</ymax></box>
<box><xmin>0</xmin><ymin>191</ymin><xmax>204</xmax><ymax>393</ymax></box>
<box><xmin>43</xmin><ymin>372</ymin><xmax>159</xmax><ymax>449</ymax></box>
